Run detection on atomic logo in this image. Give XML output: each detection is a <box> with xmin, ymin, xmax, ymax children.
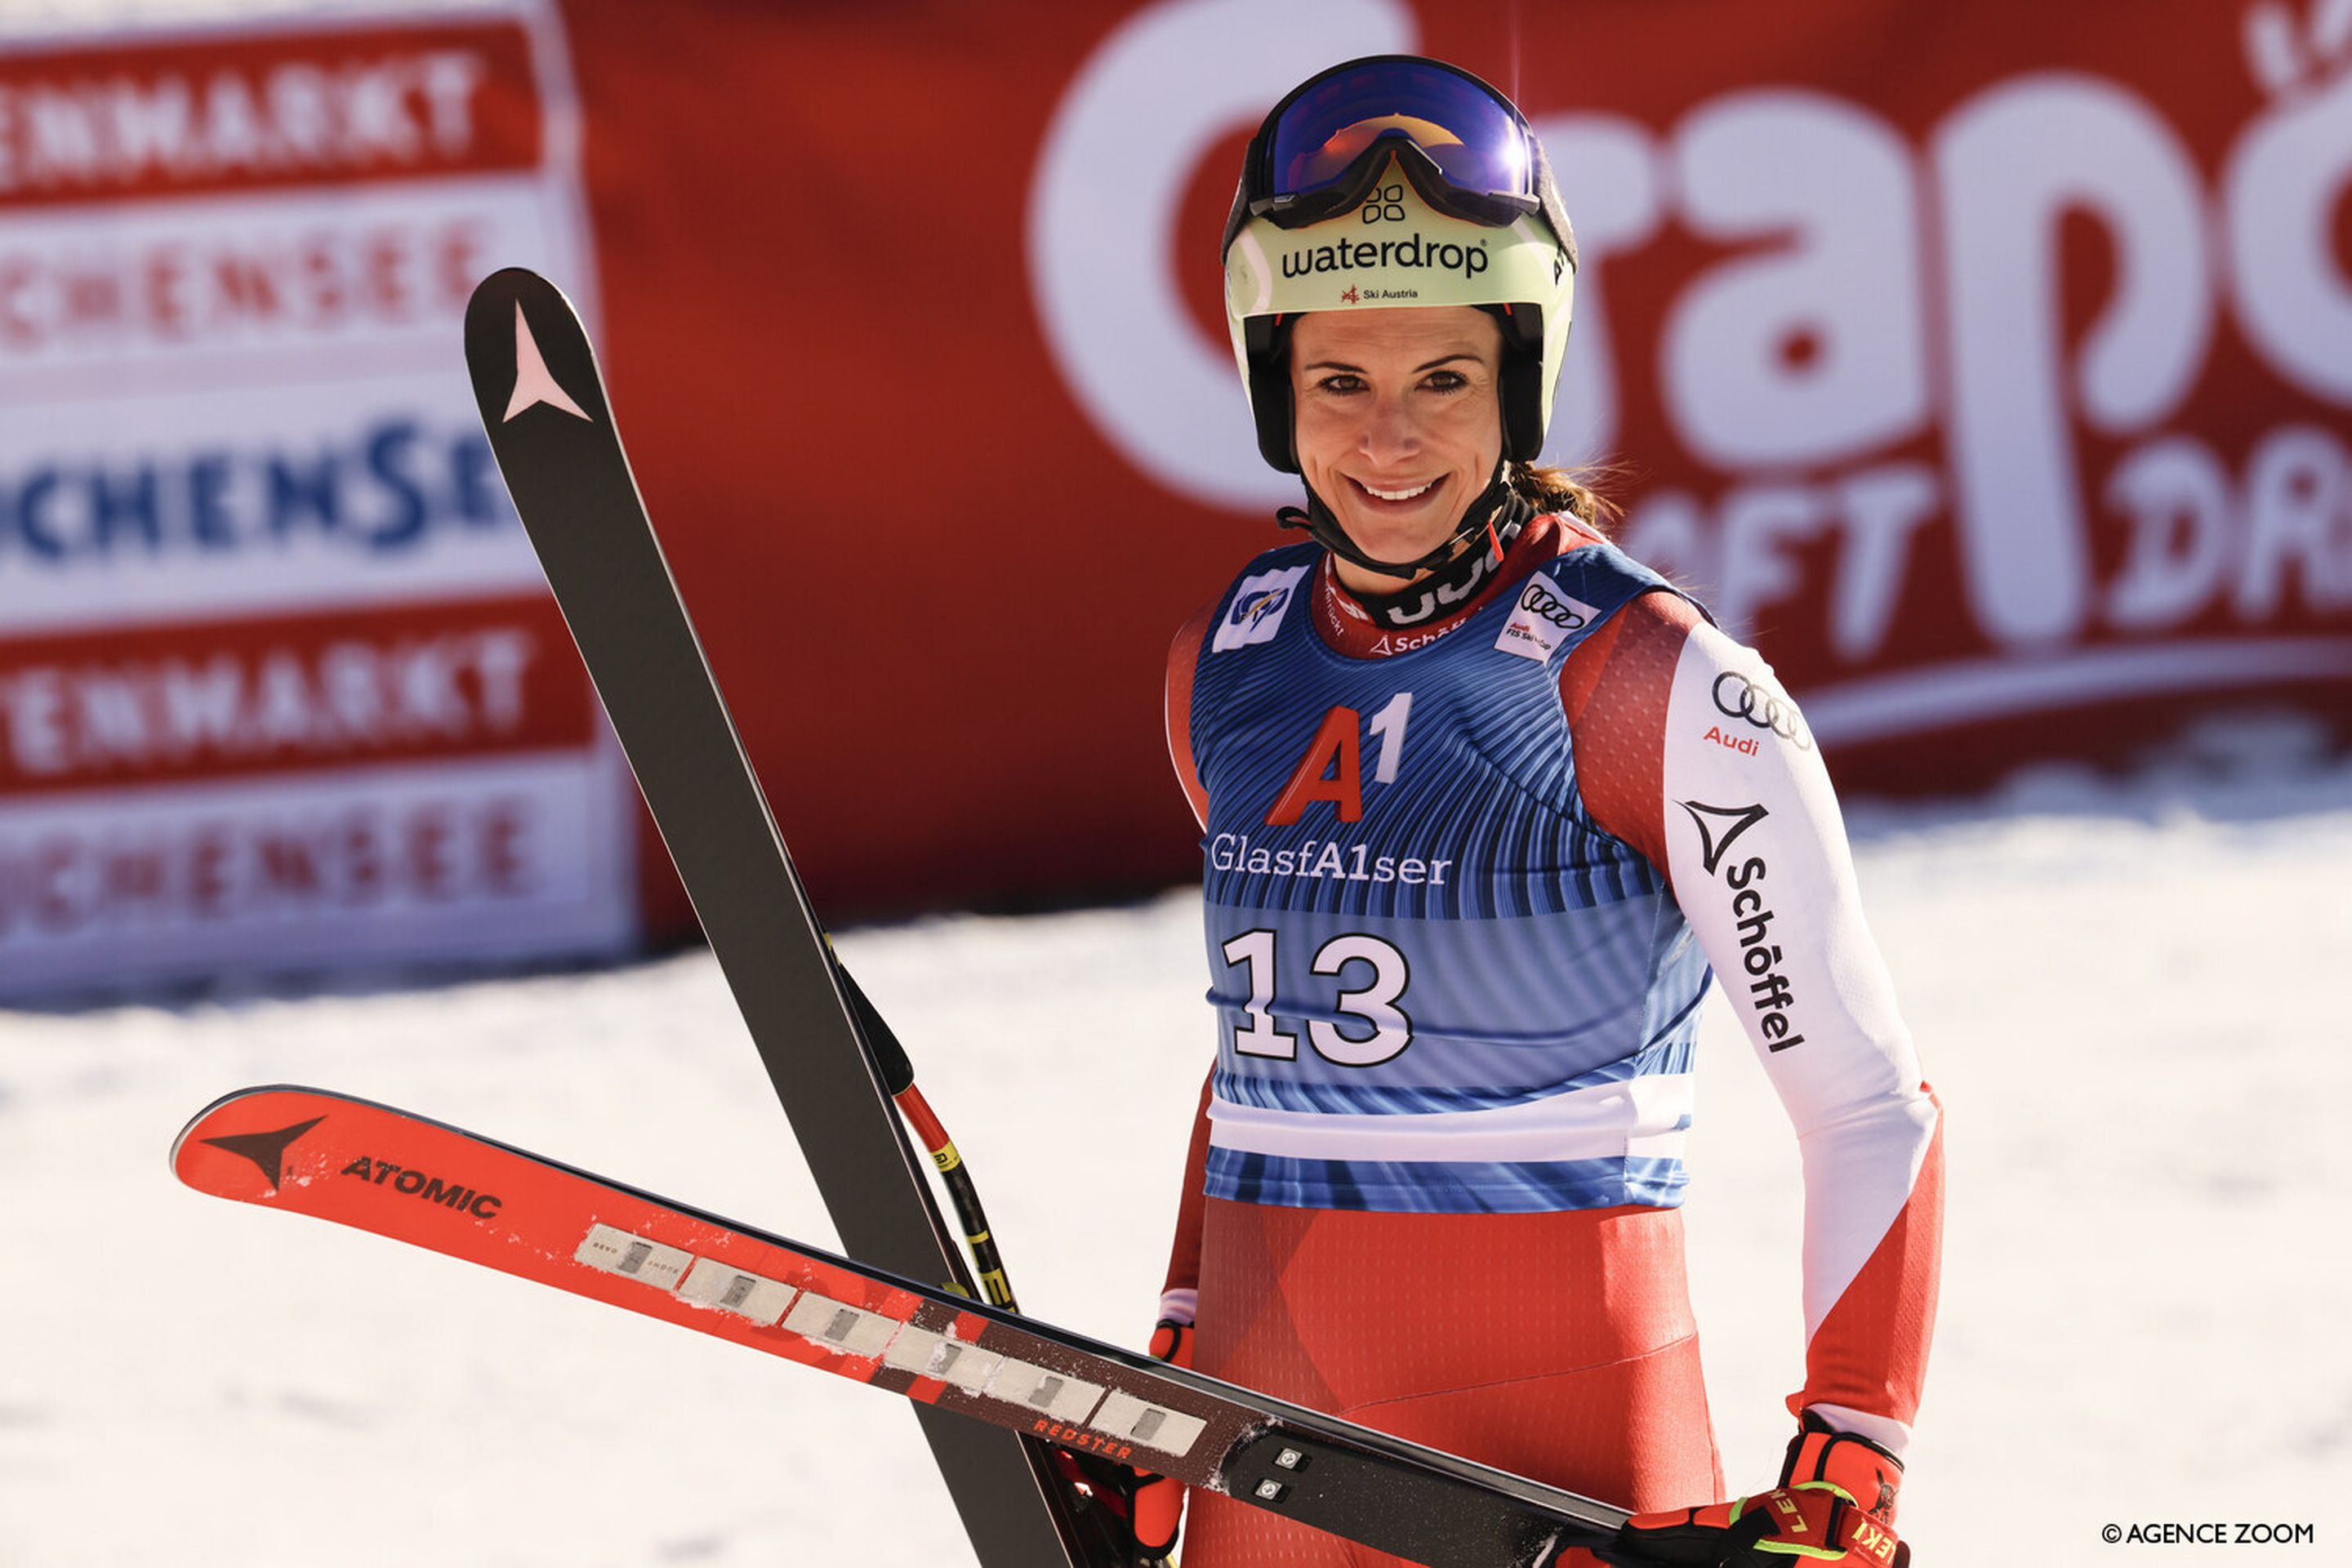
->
<box><xmin>1339</xmin><ymin>285</ymin><xmax>1359</xmax><ymax>304</ymax></box>
<box><xmin>503</xmin><ymin>302</ymin><xmax>591</xmax><ymax>423</ymax></box>
<box><xmin>200</xmin><ymin>1116</ymin><xmax>326</xmax><ymax>1192</ymax></box>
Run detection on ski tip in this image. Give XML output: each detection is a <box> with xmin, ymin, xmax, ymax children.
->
<box><xmin>171</xmin><ymin>1085</ymin><xmax>347</xmax><ymax>1195</ymax></box>
<box><xmin>462</xmin><ymin>267</ymin><xmax>604</xmax><ymax>433</ymax></box>
<box><xmin>466</xmin><ymin>265</ymin><xmax>560</xmax><ymax>312</ymax></box>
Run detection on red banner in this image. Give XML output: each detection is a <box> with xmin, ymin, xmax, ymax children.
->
<box><xmin>0</xmin><ymin>24</ymin><xmax>545</xmax><ymax>208</ymax></box>
<box><xmin>551</xmin><ymin>0</ymin><xmax>2352</xmax><ymax>927</ymax></box>
<box><xmin>0</xmin><ymin>594</ymin><xmax>591</xmax><ymax>797</ymax></box>
<box><xmin>7</xmin><ymin>0</ymin><xmax>2347</xmax><ymax>971</ymax></box>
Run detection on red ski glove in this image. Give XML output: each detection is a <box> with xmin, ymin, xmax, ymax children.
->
<box><xmin>1127</xmin><ymin>1316</ymin><xmax>1194</xmax><ymax>1561</ymax></box>
<box><xmin>1780</xmin><ymin>1411</ymin><xmax>1903</xmax><ymax>1526</ymax></box>
<box><xmin>1602</xmin><ymin>1413</ymin><xmax>1908</xmax><ymax>1566</ymax></box>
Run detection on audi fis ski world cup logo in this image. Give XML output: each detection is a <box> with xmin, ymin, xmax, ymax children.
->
<box><xmin>1712</xmin><ymin>671</ymin><xmax>1812</xmax><ymax>751</ymax></box>
<box><xmin>1497</xmin><ymin>577</ymin><xmax>1601</xmax><ymax>662</ymax></box>
<box><xmin>1521</xmin><ymin>585</ymin><xmax>1590</xmax><ymax>630</ymax></box>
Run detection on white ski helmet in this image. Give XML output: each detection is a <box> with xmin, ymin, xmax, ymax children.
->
<box><xmin>1222</xmin><ymin>55</ymin><xmax>1578</xmax><ymax>475</ymax></box>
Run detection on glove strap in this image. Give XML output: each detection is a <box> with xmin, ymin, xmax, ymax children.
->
<box><xmin>1781</xmin><ymin>1411</ymin><xmax>1903</xmax><ymax>1526</ymax></box>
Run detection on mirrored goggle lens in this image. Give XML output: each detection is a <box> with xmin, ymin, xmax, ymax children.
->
<box><xmin>1262</xmin><ymin>59</ymin><xmax>1531</xmax><ymax>203</ymax></box>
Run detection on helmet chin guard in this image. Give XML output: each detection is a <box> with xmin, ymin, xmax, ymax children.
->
<box><xmin>1279</xmin><ymin>461</ymin><xmax>1519</xmax><ymax>580</ymax></box>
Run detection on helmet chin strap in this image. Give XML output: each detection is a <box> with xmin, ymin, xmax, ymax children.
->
<box><xmin>1277</xmin><ymin>462</ymin><xmax>1531</xmax><ymax>628</ymax></box>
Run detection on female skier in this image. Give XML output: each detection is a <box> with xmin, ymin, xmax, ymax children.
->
<box><xmin>1140</xmin><ymin>56</ymin><xmax>1943</xmax><ymax>1568</ymax></box>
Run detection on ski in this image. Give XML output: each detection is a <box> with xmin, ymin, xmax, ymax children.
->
<box><xmin>176</xmin><ymin>1086</ymin><xmax>1631</xmax><ymax>1568</ymax></box>
<box><xmin>461</xmin><ymin>268</ymin><xmax>1094</xmax><ymax>1562</ymax></box>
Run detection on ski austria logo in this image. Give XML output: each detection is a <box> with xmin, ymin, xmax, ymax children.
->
<box><xmin>1496</xmin><ymin>578</ymin><xmax>1601</xmax><ymax>662</ymax></box>
<box><xmin>1213</xmin><ymin>564</ymin><xmax>1310</xmax><ymax>651</ymax></box>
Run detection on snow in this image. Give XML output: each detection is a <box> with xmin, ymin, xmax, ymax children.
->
<box><xmin>4</xmin><ymin>756</ymin><xmax>2349</xmax><ymax>1566</ymax></box>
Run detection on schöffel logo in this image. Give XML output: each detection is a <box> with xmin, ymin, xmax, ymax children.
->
<box><xmin>1280</xmin><ymin>233</ymin><xmax>1490</xmax><ymax>283</ymax></box>
<box><xmin>1212</xmin><ymin>564</ymin><xmax>1310</xmax><ymax>652</ymax></box>
<box><xmin>1495</xmin><ymin>577</ymin><xmax>1601</xmax><ymax>662</ymax></box>
<box><xmin>1677</xmin><ymin>799</ymin><xmax>1807</xmax><ymax>1053</ymax></box>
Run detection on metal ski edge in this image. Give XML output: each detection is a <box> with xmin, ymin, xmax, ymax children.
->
<box><xmin>175</xmin><ymin>1084</ymin><xmax>1628</xmax><ymax>1568</ymax></box>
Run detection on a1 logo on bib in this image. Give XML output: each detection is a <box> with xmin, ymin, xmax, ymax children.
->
<box><xmin>1495</xmin><ymin>578</ymin><xmax>1601</xmax><ymax>662</ymax></box>
<box><xmin>1213</xmin><ymin>565</ymin><xmax>1311</xmax><ymax>653</ymax></box>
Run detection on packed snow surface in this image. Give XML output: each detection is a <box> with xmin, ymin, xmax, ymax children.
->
<box><xmin>4</xmin><ymin>760</ymin><xmax>2347</xmax><ymax>1566</ymax></box>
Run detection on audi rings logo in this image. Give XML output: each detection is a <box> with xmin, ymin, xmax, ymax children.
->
<box><xmin>1713</xmin><ymin>672</ymin><xmax>1812</xmax><ymax>750</ymax></box>
<box><xmin>1521</xmin><ymin>585</ymin><xmax>1588</xmax><ymax>630</ymax></box>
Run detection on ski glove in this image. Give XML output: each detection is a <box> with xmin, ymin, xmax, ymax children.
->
<box><xmin>1602</xmin><ymin>1413</ymin><xmax>1907</xmax><ymax>1566</ymax></box>
<box><xmin>1779</xmin><ymin>1412</ymin><xmax>1902</xmax><ymax>1526</ymax></box>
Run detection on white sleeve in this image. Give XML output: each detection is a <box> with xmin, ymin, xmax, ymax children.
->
<box><xmin>1657</xmin><ymin>620</ymin><xmax>1941</xmax><ymax>1454</ymax></box>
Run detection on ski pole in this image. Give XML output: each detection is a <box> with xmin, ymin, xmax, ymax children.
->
<box><xmin>832</xmin><ymin>956</ymin><xmax>1020</xmax><ymax>1311</ymax></box>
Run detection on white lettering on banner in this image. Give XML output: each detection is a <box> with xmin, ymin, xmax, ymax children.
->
<box><xmin>1531</xmin><ymin>114</ymin><xmax>1660</xmax><ymax>468</ymax></box>
<box><xmin>2237</xmin><ymin>425</ymin><xmax>2352</xmax><ymax>617</ymax></box>
<box><xmin>0</xmin><ymin>630</ymin><xmax>535</xmax><ymax>780</ymax></box>
<box><xmin>1934</xmin><ymin>75</ymin><xmax>2214</xmax><ymax>645</ymax></box>
<box><xmin>2105</xmin><ymin>438</ymin><xmax>2235</xmax><ymax>631</ymax></box>
<box><xmin>0</xmin><ymin>7</ymin><xmax>622</xmax><ymax>996</ymax></box>
<box><xmin>2224</xmin><ymin>51</ymin><xmax>2352</xmax><ymax>403</ymax></box>
<box><xmin>1028</xmin><ymin>0</ymin><xmax>1415</xmax><ymax>511</ymax></box>
<box><xmin>1624</xmin><ymin>422</ymin><xmax>2352</xmax><ymax>722</ymax></box>
<box><xmin>1697</xmin><ymin>467</ymin><xmax>1944</xmax><ymax>656</ymax></box>
<box><xmin>0</xmin><ymin>755</ymin><xmax>635</xmax><ymax>993</ymax></box>
<box><xmin>0</xmin><ymin>791</ymin><xmax>533</xmax><ymax>933</ymax></box>
<box><xmin>0</xmin><ymin>51</ymin><xmax>490</xmax><ymax>195</ymax></box>
<box><xmin>1663</xmin><ymin>90</ymin><xmax>1927</xmax><ymax>469</ymax></box>
<box><xmin>0</xmin><ymin>199</ymin><xmax>516</xmax><ymax>370</ymax></box>
<box><xmin>1033</xmin><ymin>0</ymin><xmax>2352</xmax><ymax>734</ymax></box>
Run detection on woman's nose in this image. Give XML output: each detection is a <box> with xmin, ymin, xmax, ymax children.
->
<box><xmin>1356</xmin><ymin>394</ymin><xmax>1419</xmax><ymax>461</ymax></box>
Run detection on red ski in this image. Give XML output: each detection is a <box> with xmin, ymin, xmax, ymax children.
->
<box><xmin>174</xmin><ymin>1085</ymin><xmax>1627</xmax><ymax>1568</ymax></box>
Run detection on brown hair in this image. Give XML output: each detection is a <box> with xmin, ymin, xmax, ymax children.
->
<box><xmin>1508</xmin><ymin>461</ymin><xmax>1621</xmax><ymax>537</ymax></box>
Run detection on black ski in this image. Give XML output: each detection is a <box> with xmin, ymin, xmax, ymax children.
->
<box><xmin>461</xmin><ymin>268</ymin><xmax>1098</xmax><ymax>1564</ymax></box>
<box><xmin>176</xmin><ymin>1085</ymin><xmax>1633</xmax><ymax>1568</ymax></box>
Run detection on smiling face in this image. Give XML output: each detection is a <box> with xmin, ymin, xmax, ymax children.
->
<box><xmin>1287</xmin><ymin>305</ymin><xmax>1507</xmax><ymax>595</ymax></box>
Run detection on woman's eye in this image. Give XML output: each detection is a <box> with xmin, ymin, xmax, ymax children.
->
<box><xmin>1317</xmin><ymin>374</ymin><xmax>1364</xmax><ymax>395</ymax></box>
<box><xmin>1423</xmin><ymin>371</ymin><xmax>1468</xmax><ymax>392</ymax></box>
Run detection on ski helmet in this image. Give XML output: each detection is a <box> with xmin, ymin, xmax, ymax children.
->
<box><xmin>1223</xmin><ymin>55</ymin><xmax>1579</xmax><ymax>477</ymax></box>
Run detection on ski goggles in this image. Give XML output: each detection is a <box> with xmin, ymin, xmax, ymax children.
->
<box><xmin>1236</xmin><ymin>56</ymin><xmax>1546</xmax><ymax>236</ymax></box>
